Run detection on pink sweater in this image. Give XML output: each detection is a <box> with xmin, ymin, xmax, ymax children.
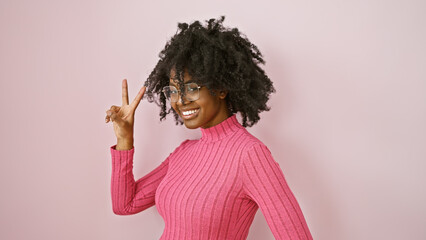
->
<box><xmin>110</xmin><ymin>114</ymin><xmax>313</xmax><ymax>239</ymax></box>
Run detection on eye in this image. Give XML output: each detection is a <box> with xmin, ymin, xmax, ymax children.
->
<box><xmin>167</xmin><ymin>85</ymin><xmax>178</xmax><ymax>93</ymax></box>
<box><xmin>186</xmin><ymin>83</ymin><xmax>198</xmax><ymax>92</ymax></box>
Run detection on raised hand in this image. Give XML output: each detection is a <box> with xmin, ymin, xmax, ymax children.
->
<box><xmin>105</xmin><ymin>79</ymin><xmax>146</xmax><ymax>144</ymax></box>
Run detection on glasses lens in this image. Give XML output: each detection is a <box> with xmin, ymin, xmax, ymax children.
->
<box><xmin>163</xmin><ymin>86</ymin><xmax>178</xmax><ymax>102</ymax></box>
<box><xmin>163</xmin><ymin>83</ymin><xmax>200</xmax><ymax>102</ymax></box>
<box><xmin>184</xmin><ymin>83</ymin><xmax>199</xmax><ymax>101</ymax></box>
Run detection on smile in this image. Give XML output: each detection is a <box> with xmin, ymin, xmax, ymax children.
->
<box><xmin>181</xmin><ymin>108</ymin><xmax>200</xmax><ymax>119</ymax></box>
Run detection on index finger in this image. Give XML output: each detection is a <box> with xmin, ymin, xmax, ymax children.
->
<box><xmin>130</xmin><ymin>85</ymin><xmax>146</xmax><ymax>111</ymax></box>
<box><xmin>122</xmin><ymin>79</ymin><xmax>129</xmax><ymax>106</ymax></box>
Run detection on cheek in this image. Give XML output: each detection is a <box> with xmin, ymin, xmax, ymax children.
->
<box><xmin>197</xmin><ymin>91</ymin><xmax>220</xmax><ymax>110</ymax></box>
<box><xmin>171</xmin><ymin>102</ymin><xmax>178</xmax><ymax>112</ymax></box>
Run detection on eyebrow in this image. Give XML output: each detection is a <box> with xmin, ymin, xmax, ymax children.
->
<box><xmin>169</xmin><ymin>80</ymin><xmax>197</xmax><ymax>87</ymax></box>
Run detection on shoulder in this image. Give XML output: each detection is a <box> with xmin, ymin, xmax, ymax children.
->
<box><xmin>160</xmin><ymin>139</ymin><xmax>196</xmax><ymax>165</ymax></box>
<box><xmin>238</xmin><ymin>128</ymin><xmax>271</xmax><ymax>153</ymax></box>
<box><xmin>173</xmin><ymin>138</ymin><xmax>196</xmax><ymax>152</ymax></box>
<box><xmin>163</xmin><ymin>139</ymin><xmax>195</xmax><ymax>160</ymax></box>
<box><xmin>236</xmin><ymin>130</ymin><xmax>276</xmax><ymax>167</ymax></box>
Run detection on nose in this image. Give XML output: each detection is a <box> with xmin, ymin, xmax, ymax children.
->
<box><xmin>176</xmin><ymin>93</ymin><xmax>190</xmax><ymax>105</ymax></box>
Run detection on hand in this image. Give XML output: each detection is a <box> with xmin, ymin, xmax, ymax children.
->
<box><xmin>105</xmin><ymin>79</ymin><xmax>146</xmax><ymax>141</ymax></box>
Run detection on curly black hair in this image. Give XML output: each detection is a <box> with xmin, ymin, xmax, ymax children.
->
<box><xmin>144</xmin><ymin>15</ymin><xmax>275</xmax><ymax>127</ymax></box>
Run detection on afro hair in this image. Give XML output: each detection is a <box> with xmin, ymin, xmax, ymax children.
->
<box><xmin>144</xmin><ymin>15</ymin><xmax>275</xmax><ymax>127</ymax></box>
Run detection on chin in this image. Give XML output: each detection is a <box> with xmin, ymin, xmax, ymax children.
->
<box><xmin>182</xmin><ymin>118</ymin><xmax>202</xmax><ymax>129</ymax></box>
<box><xmin>184</xmin><ymin>124</ymin><xmax>199</xmax><ymax>129</ymax></box>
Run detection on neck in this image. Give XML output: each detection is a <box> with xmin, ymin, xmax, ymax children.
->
<box><xmin>199</xmin><ymin>114</ymin><xmax>244</xmax><ymax>142</ymax></box>
<box><xmin>201</xmin><ymin>101</ymin><xmax>231</xmax><ymax>129</ymax></box>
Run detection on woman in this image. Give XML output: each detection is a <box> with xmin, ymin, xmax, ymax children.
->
<box><xmin>105</xmin><ymin>16</ymin><xmax>313</xmax><ymax>240</ymax></box>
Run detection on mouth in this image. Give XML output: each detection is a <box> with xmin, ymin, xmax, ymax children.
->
<box><xmin>180</xmin><ymin>108</ymin><xmax>200</xmax><ymax>120</ymax></box>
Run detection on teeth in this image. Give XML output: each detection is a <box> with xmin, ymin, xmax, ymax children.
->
<box><xmin>182</xmin><ymin>109</ymin><xmax>199</xmax><ymax>116</ymax></box>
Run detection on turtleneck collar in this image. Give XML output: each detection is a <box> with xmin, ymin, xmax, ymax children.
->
<box><xmin>199</xmin><ymin>114</ymin><xmax>244</xmax><ymax>142</ymax></box>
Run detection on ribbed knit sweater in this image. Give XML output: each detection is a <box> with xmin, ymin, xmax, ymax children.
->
<box><xmin>110</xmin><ymin>114</ymin><xmax>313</xmax><ymax>240</ymax></box>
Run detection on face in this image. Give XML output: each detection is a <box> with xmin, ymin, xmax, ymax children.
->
<box><xmin>169</xmin><ymin>68</ymin><xmax>230</xmax><ymax>129</ymax></box>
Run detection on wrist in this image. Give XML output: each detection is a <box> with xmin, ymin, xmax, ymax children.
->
<box><xmin>116</xmin><ymin>138</ymin><xmax>134</xmax><ymax>150</ymax></box>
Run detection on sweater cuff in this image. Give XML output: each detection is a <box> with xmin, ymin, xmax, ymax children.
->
<box><xmin>110</xmin><ymin>144</ymin><xmax>134</xmax><ymax>152</ymax></box>
<box><xmin>110</xmin><ymin>144</ymin><xmax>134</xmax><ymax>166</ymax></box>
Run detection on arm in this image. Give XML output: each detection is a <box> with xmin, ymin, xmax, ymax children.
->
<box><xmin>110</xmin><ymin>145</ymin><xmax>170</xmax><ymax>215</ymax></box>
<box><xmin>241</xmin><ymin>143</ymin><xmax>313</xmax><ymax>240</ymax></box>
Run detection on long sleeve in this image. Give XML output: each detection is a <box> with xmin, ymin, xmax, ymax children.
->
<box><xmin>241</xmin><ymin>143</ymin><xmax>313</xmax><ymax>240</ymax></box>
<box><xmin>110</xmin><ymin>144</ymin><xmax>170</xmax><ymax>215</ymax></box>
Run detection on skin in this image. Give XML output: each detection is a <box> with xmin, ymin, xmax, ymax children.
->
<box><xmin>169</xmin><ymin>68</ymin><xmax>231</xmax><ymax>129</ymax></box>
<box><xmin>105</xmin><ymin>79</ymin><xmax>146</xmax><ymax>150</ymax></box>
<box><xmin>104</xmin><ymin>68</ymin><xmax>231</xmax><ymax>150</ymax></box>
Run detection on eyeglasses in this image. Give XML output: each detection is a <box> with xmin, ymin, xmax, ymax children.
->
<box><xmin>162</xmin><ymin>82</ymin><xmax>203</xmax><ymax>103</ymax></box>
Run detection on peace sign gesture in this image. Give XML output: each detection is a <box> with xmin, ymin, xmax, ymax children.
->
<box><xmin>105</xmin><ymin>79</ymin><xmax>146</xmax><ymax>144</ymax></box>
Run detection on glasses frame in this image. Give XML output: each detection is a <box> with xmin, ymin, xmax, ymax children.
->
<box><xmin>162</xmin><ymin>82</ymin><xmax>203</xmax><ymax>103</ymax></box>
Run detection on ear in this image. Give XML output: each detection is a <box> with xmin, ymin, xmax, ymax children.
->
<box><xmin>218</xmin><ymin>90</ymin><xmax>228</xmax><ymax>99</ymax></box>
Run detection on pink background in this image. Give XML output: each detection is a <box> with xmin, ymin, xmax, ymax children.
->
<box><xmin>1</xmin><ymin>0</ymin><xmax>425</xmax><ymax>239</ymax></box>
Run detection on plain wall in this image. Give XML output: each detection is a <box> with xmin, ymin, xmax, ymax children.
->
<box><xmin>1</xmin><ymin>0</ymin><xmax>425</xmax><ymax>239</ymax></box>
